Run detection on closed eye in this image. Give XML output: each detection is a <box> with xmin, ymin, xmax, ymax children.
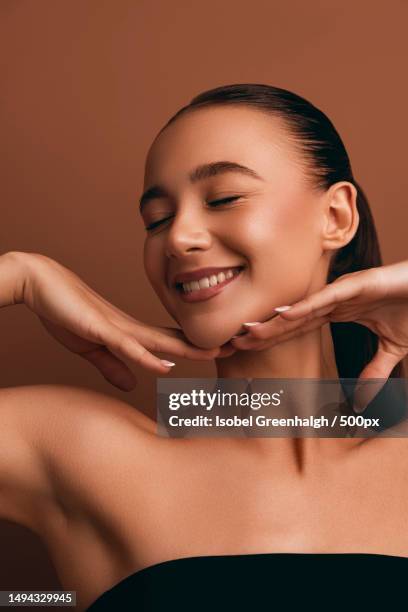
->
<box><xmin>207</xmin><ymin>195</ymin><xmax>241</xmax><ymax>207</ymax></box>
<box><xmin>145</xmin><ymin>196</ymin><xmax>241</xmax><ymax>231</ymax></box>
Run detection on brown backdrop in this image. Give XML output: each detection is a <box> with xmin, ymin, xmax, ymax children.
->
<box><xmin>1</xmin><ymin>0</ymin><xmax>407</xmax><ymax>606</ymax></box>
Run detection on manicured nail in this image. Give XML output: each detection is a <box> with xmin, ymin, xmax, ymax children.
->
<box><xmin>274</xmin><ymin>305</ymin><xmax>292</xmax><ymax>312</ymax></box>
<box><xmin>352</xmin><ymin>381</ymin><xmax>376</xmax><ymax>413</ymax></box>
<box><xmin>243</xmin><ymin>322</ymin><xmax>260</xmax><ymax>327</ymax></box>
<box><xmin>353</xmin><ymin>402</ymin><xmax>365</xmax><ymax>414</ymax></box>
<box><xmin>353</xmin><ymin>395</ymin><xmax>366</xmax><ymax>413</ymax></box>
<box><xmin>353</xmin><ymin>388</ymin><xmax>366</xmax><ymax>413</ymax></box>
<box><xmin>160</xmin><ymin>360</ymin><xmax>176</xmax><ymax>367</ymax></box>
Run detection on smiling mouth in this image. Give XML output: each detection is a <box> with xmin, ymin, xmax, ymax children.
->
<box><xmin>175</xmin><ymin>266</ymin><xmax>245</xmax><ymax>303</ymax></box>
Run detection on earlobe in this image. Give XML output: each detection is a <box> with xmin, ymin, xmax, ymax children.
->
<box><xmin>321</xmin><ymin>181</ymin><xmax>359</xmax><ymax>250</ymax></box>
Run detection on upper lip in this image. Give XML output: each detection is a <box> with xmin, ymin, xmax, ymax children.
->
<box><xmin>172</xmin><ymin>265</ymin><xmax>244</xmax><ymax>287</ymax></box>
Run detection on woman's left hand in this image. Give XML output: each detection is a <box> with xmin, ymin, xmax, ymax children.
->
<box><xmin>229</xmin><ymin>260</ymin><xmax>408</xmax><ymax>412</ymax></box>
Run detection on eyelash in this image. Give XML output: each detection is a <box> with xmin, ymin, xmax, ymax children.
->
<box><xmin>145</xmin><ymin>196</ymin><xmax>241</xmax><ymax>231</ymax></box>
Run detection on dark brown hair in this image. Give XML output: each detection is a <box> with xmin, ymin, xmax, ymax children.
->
<box><xmin>160</xmin><ymin>84</ymin><xmax>405</xmax><ymax>426</ymax></box>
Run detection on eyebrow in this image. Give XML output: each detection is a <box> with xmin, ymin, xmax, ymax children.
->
<box><xmin>139</xmin><ymin>160</ymin><xmax>264</xmax><ymax>213</ymax></box>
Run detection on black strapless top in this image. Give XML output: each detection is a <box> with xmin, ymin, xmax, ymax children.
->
<box><xmin>86</xmin><ymin>552</ymin><xmax>408</xmax><ymax>610</ymax></box>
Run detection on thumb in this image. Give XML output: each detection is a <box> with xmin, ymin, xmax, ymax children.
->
<box><xmin>353</xmin><ymin>347</ymin><xmax>402</xmax><ymax>413</ymax></box>
<box><xmin>81</xmin><ymin>346</ymin><xmax>137</xmax><ymax>391</ymax></box>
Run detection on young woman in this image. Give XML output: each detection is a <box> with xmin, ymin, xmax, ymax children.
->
<box><xmin>1</xmin><ymin>84</ymin><xmax>408</xmax><ymax>611</ymax></box>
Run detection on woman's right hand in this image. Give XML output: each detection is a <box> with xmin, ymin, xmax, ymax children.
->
<box><xmin>15</xmin><ymin>252</ymin><xmax>226</xmax><ymax>391</ymax></box>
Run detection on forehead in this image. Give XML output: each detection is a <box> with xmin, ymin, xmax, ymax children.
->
<box><xmin>143</xmin><ymin>106</ymin><xmax>300</xmax><ymax>187</ymax></box>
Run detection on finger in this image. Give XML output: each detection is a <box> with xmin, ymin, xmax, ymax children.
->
<box><xmin>267</xmin><ymin>316</ymin><xmax>332</xmax><ymax>346</ymax></box>
<box><xmin>232</xmin><ymin>311</ymin><xmax>320</xmax><ymax>348</ymax></box>
<box><xmin>103</xmin><ymin>328</ymin><xmax>178</xmax><ymax>374</ymax></box>
<box><xmin>231</xmin><ymin>316</ymin><xmax>331</xmax><ymax>350</ymax></box>
<box><xmin>216</xmin><ymin>341</ymin><xmax>238</xmax><ymax>358</ymax></box>
<box><xmin>136</xmin><ymin>325</ymin><xmax>222</xmax><ymax>360</ymax></box>
<box><xmin>81</xmin><ymin>346</ymin><xmax>137</xmax><ymax>391</ymax></box>
<box><xmin>276</xmin><ymin>274</ymin><xmax>368</xmax><ymax>321</ymax></box>
<box><xmin>353</xmin><ymin>348</ymin><xmax>404</xmax><ymax>413</ymax></box>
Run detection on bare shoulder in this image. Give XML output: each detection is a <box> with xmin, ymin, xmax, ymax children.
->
<box><xmin>0</xmin><ymin>383</ymin><xmax>156</xmax><ymax>439</ymax></box>
<box><xmin>0</xmin><ymin>384</ymin><xmax>156</xmax><ymax>532</ymax></box>
<box><xmin>360</xmin><ymin>416</ymin><xmax>408</xmax><ymax>467</ymax></box>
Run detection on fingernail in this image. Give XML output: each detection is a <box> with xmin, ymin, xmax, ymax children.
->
<box><xmin>353</xmin><ymin>403</ymin><xmax>365</xmax><ymax>414</ymax></box>
<box><xmin>243</xmin><ymin>322</ymin><xmax>260</xmax><ymax>327</ymax></box>
<box><xmin>353</xmin><ymin>387</ymin><xmax>367</xmax><ymax>413</ymax></box>
<box><xmin>160</xmin><ymin>360</ymin><xmax>176</xmax><ymax>367</ymax></box>
<box><xmin>274</xmin><ymin>305</ymin><xmax>292</xmax><ymax>312</ymax></box>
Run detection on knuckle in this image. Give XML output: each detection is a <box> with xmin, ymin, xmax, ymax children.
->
<box><xmin>303</xmin><ymin>309</ymin><xmax>315</xmax><ymax>321</ymax></box>
<box><xmin>337</xmin><ymin>271</ymin><xmax>355</xmax><ymax>281</ymax></box>
<box><xmin>330</xmin><ymin>284</ymin><xmax>342</xmax><ymax>304</ymax></box>
<box><xmin>136</xmin><ymin>345</ymin><xmax>149</xmax><ymax>361</ymax></box>
<box><xmin>250</xmin><ymin>326</ymin><xmax>265</xmax><ymax>339</ymax></box>
<box><xmin>368</xmin><ymin>267</ymin><xmax>385</xmax><ymax>291</ymax></box>
<box><xmin>278</xmin><ymin>317</ymin><xmax>295</xmax><ymax>332</ymax></box>
<box><xmin>86</xmin><ymin>315</ymin><xmax>109</xmax><ymax>341</ymax></box>
<box><xmin>145</xmin><ymin>336</ymin><xmax>159</xmax><ymax>353</ymax></box>
<box><xmin>116</xmin><ymin>334</ymin><xmax>137</xmax><ymax>353</ymax></box>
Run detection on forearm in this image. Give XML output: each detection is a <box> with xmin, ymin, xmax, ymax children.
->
<box><xmin>0</xmin><ymin>251</ymin><xmax>32</xmax><ymax>308</ymax></box>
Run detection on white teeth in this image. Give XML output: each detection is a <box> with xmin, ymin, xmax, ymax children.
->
<box><xmin>181</xmin><ymin>267</ymin><xmax>241</xmax><ymax>293</ymax></box>
<box><xmin>198</xmin><ymin>277</ymin><xmax>210</xmax><ymax>289</ymax></box>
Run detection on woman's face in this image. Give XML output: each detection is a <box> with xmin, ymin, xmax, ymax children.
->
<box><xmin>141</xmin><ymin>106</ymin><xmax>327</xmax><ymax>348</ymax></box>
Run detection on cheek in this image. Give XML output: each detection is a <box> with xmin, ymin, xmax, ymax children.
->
<box><xmin>143</xmin><ymin>240</ymin><xmax>180</xmax><ymax>323</ymax></box>
<box><xmin>244</xmin><ymin>203</ymin><xmax>321</xmax><ymax>303</ymax></box>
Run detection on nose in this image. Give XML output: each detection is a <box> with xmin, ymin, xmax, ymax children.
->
<box><xmin>165</xmin><ymin>208</ymin><xmax>212</xmax><ymax>258</ymax></box>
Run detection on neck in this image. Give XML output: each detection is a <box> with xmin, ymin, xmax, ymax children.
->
<box><xmin>216</xmin><ymin>323</ymin><xmax>338</xmax><ymax>379</ymax></box>
<box><xmin>214</xmin><ymin>323</ymin><xmax>366</xmax><ymax>472</ymax></box>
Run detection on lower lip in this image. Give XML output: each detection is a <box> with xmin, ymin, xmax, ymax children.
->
<box><xmin>175</xmin><ymin>267</ymin><xmax>245</xmax><ymax>303</ymax></box>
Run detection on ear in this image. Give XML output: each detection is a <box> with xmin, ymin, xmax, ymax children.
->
<box><xmin>321</xmin><ymin>181</ymin><xmax>359</xmax><ymax>251</ymax></box>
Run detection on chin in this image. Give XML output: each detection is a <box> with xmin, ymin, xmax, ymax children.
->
<box><xmin>181</xmin><ymin>323</ymin><xmax>233</xmax><ymax>350</ymax></box>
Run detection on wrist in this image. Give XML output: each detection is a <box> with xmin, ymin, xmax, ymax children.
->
<box><xmin>1</xmin><ymin>251</ymin><xmax>41</xmax><ymax>305</ymax></box>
